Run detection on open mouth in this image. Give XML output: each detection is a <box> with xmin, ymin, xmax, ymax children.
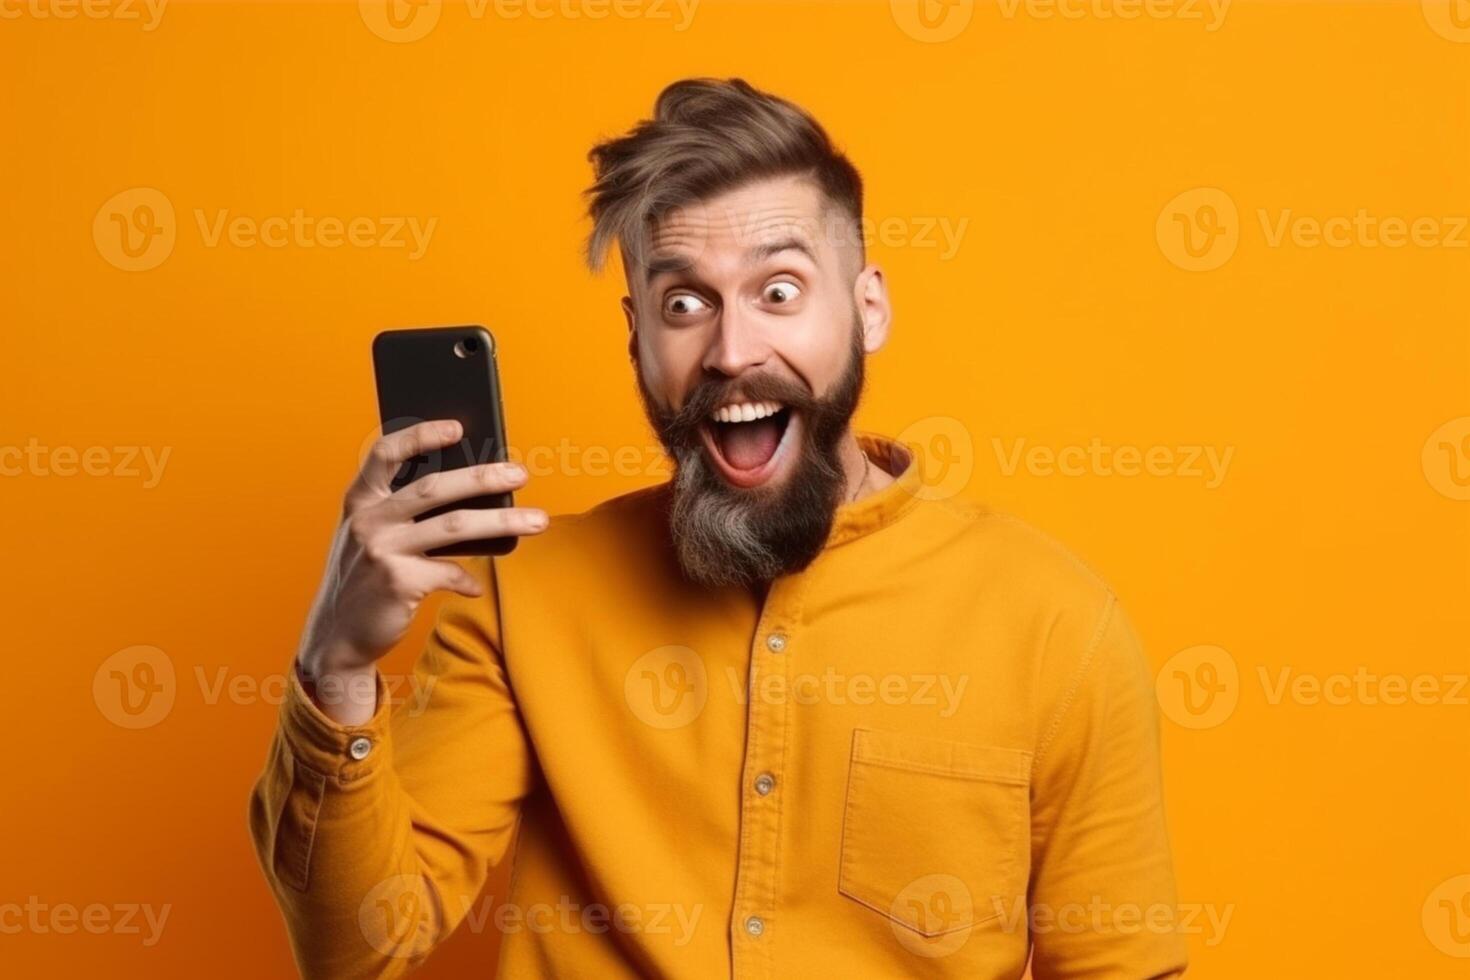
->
<box><xmin>699</xmin><ymin>400</ymin><xmax>799</xmax><ymax>489</ymax></box>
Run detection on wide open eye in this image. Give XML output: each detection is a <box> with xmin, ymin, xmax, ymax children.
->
<box><xmin>762</xmin><ymin>281</ymin><xmax>802</xmax><ymax>305</ymax></box>
<box><xmin>665</xmin><ymin>292</ymin><xmax>712</xmax><ymax>317</ymax></box>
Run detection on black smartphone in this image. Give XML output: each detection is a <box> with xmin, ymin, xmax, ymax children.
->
<box><xmin>372</xmin><ymin>325</ymin><xmax>517</xmax><ymax>557</ymax></box>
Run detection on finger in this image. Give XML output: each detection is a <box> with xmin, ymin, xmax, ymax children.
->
<box><xmin>418</xmin><ymin>558</ymin><xmax>485</xmax><ymax>599</ymax></box>
<box><xmin>351</xmin><ymin>419</ymin><xmax>463</xmax><ymax>498</ymax></box>
<box><xmin>386</xmin><ymin>461</ymin><xmax>528</xmax><ymax>518</ymax></box>
<box><xmin>394</xmin><ymin>506</ymin><xmax>549</xmax><ymax>554</ymax></box>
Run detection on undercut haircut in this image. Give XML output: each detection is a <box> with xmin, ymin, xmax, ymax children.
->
<box><xmin>582</xmin><ymin>77</ymin><xmax>864</xmax><ymax>274</ymax></box>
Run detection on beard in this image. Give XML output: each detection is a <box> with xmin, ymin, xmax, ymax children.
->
<box><xmin>637</xmin><ymin>322</ymin><xmax>866</xmax><ymax>589</ymax></box>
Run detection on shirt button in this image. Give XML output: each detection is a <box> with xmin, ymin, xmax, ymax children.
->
<box><xmin>765</xmin><ymin>633</ymin><xmax>787</xmax><ymax>653</ymax></box>
<box><xmin>754</xmin><ymin>773</ymin><xmax>776</xmax><ymax>796</ymax></box>
<box><xmin>744</xmin><ymin>915</ymin><xmax>765</xmax><ymax>937</ymax></box>
<box><xmin>348</xmin><ymin>736</ymin><xmax>372</xmax><ymax>761</ymax></box>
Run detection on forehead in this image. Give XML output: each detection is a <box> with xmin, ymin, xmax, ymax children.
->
<box><xmin>642</xmin><ymin>174</ymin><xmax>837</xmax><ymax>279</ymax></box>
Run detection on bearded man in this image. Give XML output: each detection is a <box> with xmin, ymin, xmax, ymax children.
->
<box><xmin>250</xmin><ymin>77</ymin><xmax>1186</xmax><ymax>980</ymax></box>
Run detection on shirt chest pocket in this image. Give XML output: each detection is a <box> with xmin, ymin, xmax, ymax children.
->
<box><xmin>838</xmin><ymin>728</ymin><xmax>1033</xmax><ymax>938</ymax></box>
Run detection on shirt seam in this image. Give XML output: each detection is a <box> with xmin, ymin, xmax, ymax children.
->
<box><xmin>1031</xmin><ymin>591</ymin><xmax>1118</xmax><ymax>777</ymax></box>
<box><xmin>853</xmin><ymin>755</ymin><xmax>1031</xmax><ymax>786</ymax></box>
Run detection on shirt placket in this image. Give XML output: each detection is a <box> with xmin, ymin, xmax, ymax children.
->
<box><xmin>729</xmin><ymin>573</ymin><xmax>807</xmax><ymax>979</ymax></box>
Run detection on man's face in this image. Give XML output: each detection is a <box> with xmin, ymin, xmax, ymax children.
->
<box><xmin>622</xmin><ymin>174</ymin><xmax>890</xmax><ymax>587</ymax></box>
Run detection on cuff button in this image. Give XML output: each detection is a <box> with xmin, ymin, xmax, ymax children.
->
<box><xmin>348</xmin><ymin>736</ymin><xmax>373</xmax><ymax>761</ymax></box>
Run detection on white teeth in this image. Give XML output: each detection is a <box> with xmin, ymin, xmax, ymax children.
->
<box><xmin>711</xmin><ymin>400</ymin><xmax>784</xmax><ymax>423</ymax></box>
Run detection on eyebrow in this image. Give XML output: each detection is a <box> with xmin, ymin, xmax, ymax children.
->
<box><xmin>643</xmin><ymin>253</ymin><xmax>694</xmax><ymax>284</ymax></box>
<box><xmin>644</xmin><ymin>236</ymin><xmax>818</xmax><ymax>285</ymax></box>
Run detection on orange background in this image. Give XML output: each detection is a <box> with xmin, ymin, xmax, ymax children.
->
<box><xmin>3</xmin><ymin>0</ymin><xmax>1467</xmax><ymax>975</ymax></box>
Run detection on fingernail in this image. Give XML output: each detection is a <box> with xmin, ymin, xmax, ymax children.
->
<box><xmin>529</xmin><ymin>512</ymin><xmax>548</xmax><ymax>530</ymax></box>
<box><xmin>506</xmin><ymin>463</ymin><xmax>526</xmax><ymax>480</ymax></box>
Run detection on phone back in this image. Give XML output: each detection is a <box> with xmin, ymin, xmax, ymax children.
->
<box><xmin>372</xmin><ymin>325</ymin><xmax>516</xmax><ymax>556</ymax></box>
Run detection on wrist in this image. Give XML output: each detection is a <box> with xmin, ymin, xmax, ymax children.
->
<box><xmin>295</xmin><ymin>645</ymin><xmax>380</xmax><ymax>725</ymax></box>
<box><xmin>297</xmin><ymin>635</ymin><xmax>372</xmax><ymax>680</ymax></box>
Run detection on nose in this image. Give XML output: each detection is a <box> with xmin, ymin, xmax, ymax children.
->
<box><xmin>701</xmin><ymin>304</ymin><xmax>772</xmax><ymax>378</ymax></box>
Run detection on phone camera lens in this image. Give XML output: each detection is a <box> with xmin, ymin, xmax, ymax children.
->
<box><xmin>453</xmin><ymin>337</ymin><xmax>481</xmax><ymax>359</ymax></box>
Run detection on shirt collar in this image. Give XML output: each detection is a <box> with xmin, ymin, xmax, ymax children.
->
<box><xmin>824</xmin><ymin>431</ymin><xmax>925</xmax><ymax>549</ymax></box>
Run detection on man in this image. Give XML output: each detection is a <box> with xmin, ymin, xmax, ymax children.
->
<box><xmin>249</xmin><ymin>77</ymin><xmax>1187</xmax><ymax>979</ymax></box>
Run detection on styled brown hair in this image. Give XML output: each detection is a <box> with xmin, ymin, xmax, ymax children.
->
<box><xmin>583</xmin><ymin>77</ymin><xmax>863</xmax><ymax>273</ymax></box>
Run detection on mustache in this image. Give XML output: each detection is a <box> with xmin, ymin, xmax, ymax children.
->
<box><xmin>656</xmin><ymin>372</ymin><xmax>817</xmax><ymax>449</ymax></box>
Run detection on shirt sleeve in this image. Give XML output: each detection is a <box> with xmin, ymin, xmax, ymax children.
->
<box><xmin>1027</xmin><ymin>595</ymin><xmax>1189</xmax><ymax>979</ymax></box>
<box><xmin>247</xmin><ymin>556</ymin><xmax>534</xmax><ymax>979</ymax></box>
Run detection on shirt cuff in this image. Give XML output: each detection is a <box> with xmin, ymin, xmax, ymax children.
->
<box><xmin>280</xmin><ymin>663</ymin><xmax>393</xmax><ymax>784</ymax></box>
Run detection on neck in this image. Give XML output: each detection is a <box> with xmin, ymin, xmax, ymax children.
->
<box><xmin>837</xmin><ymin>430</ymin><xmax>893</xmax><ymax>504</ymax></box>
<box><xmin>743</xmin><ymin>431</ymin><xmax>894</xmax><ymax>596</ymax></box>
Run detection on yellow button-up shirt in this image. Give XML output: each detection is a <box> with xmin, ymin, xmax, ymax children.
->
<box><xmin>249</xmin><ymin>433</ymin><xmax>1186</xmax><ymax>979</ymax></box>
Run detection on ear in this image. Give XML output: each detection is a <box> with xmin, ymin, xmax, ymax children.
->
<box><xmin>852</xmin><ymin>264</ymin><xmax>891</xmax><ymax>354</ymax></box>
<box><xmin>621</xmin><ymin>295</ymin><xmax>638</xmax><ymax>363</ymax></box>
